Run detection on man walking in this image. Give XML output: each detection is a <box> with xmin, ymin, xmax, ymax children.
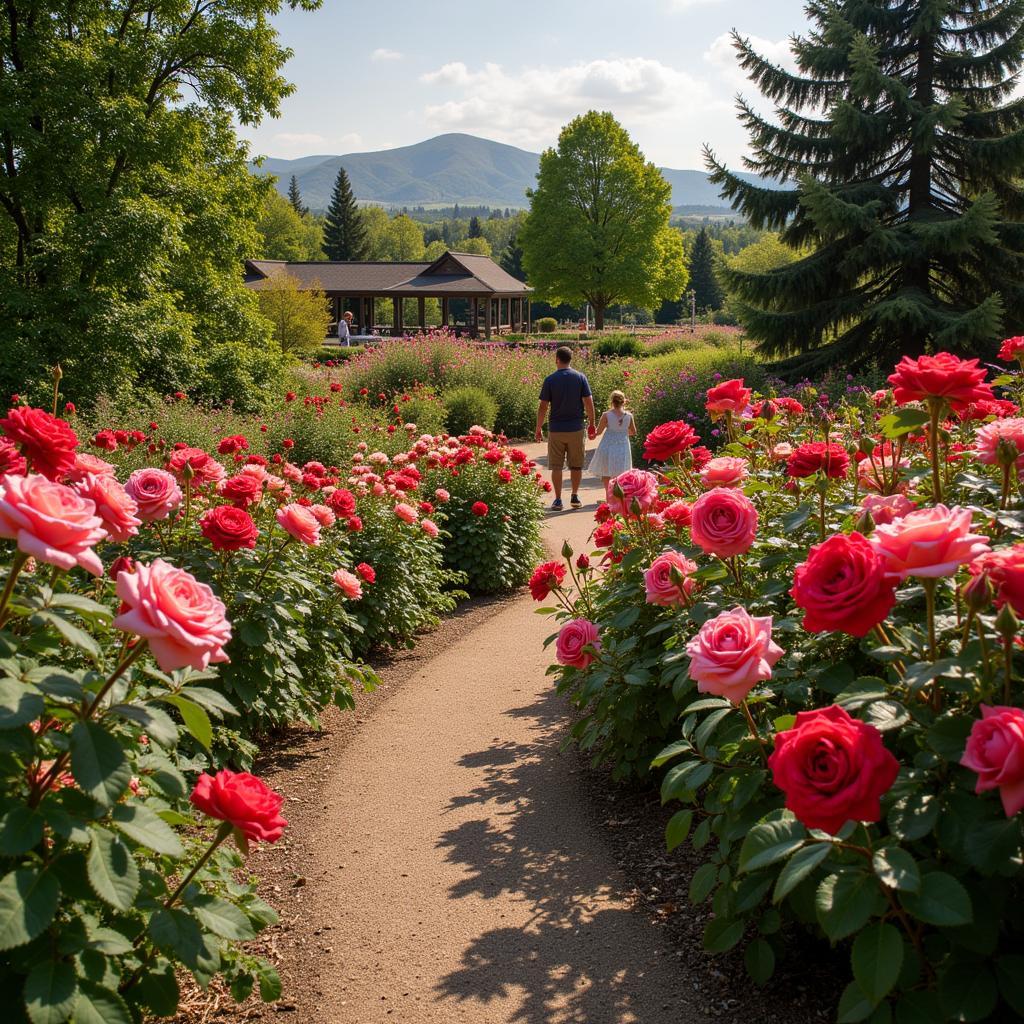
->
<box><xmin>536</xmin><ymin>346</ymin><xmax>596</xmax><ymax>510</ymax></box>
<box><xmin>337</xmin><ymin>310</ymin><xmax>353</xmax><ymax>346</ymax></box>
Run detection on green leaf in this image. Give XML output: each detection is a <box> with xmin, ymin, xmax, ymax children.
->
<box><xmin>744</xmin><ymin>937</ymin><xmax>775</xmax><ymax>985</ymax></box>
<box><xmin>70</xmin><ymin>722</ymin><xmax>130</xmax><ymax>807</ymax></box>
<box><xmin>160</xmin><ymin>694</ymin><xmax>212</xmax><ymax>750</ymax></box>
<box><xmin>72</xmin><ymin>980</ymin><xmax>132</xmax><ymax>1024</ymax></box>
<box><xmin>0</xmin><ymin>806</ymin><xmax>44</xmax><ymax>856</ymax></box>
<box><xmin>192</xmin><ymin>895</ymin><xmax>256</xmax><ymax>941</ymax></box>
<box><xmin>894</xmin><ymin>992</ymin><xmax>942</xmax><ymax>1024</ymax></box>
<box><xmin>872</xmin><ymin>847</ymin><xmax>920</xmax><ymax>892</ymax></box>
<box><xmin>939</xmin><ymin>963</ymin><xmax>998</xmax><ymax>1023</ymax></box>
<box><xmin>0</xmin><ymin>677</ymin><xmax>44</xmax><ymax>730</ymax></box>
<box><xmin>927</xmin><ymin>714</ymin><xmax>972</xmax><ymax>761</ymax></box>
<box><xmin>47</xmin><ymin>593</ymin><xmax>113</xmax><ymax>620</ymax></box>
<box><xmin>111</xmin><ymin>804</ymin><xmax>184</xmax><ymax>857</ymax></box>
<box><xmin>995</xmin><ymin>955</ymin><xmax>1024</xmax><ymax>1016</ymax></box>
<box><xmin>0</xmin><ymin>866</ymin><xmax>60</xmax><ymax>950</ymax></box>
<box><xmin>689</xmin><ymin>863</ymin><xmax>718</xmax><ymax>904</ymax></box>
<box><xmin>86</xmin><ymin>828</ymin><xmax>139</xmax><ymax>912</ymax></box>
<box><xmin>773</xmin><ymin>843</ymin><xmax>831</xmax><ymax>903</ymax></box>
<box><xmin>256</xmin><ymin>962</ymin><xmax>282</xmax><ymax>1002</ymax></box>
<box><xmin>132</xmin><ymin>960</ymin><xmax>180</xmax><ymax>1016</ymax></box>
<box><xmin>739</xmin><ymin>817</ymin><xmax>807</xmax><ymax>873</ymax></box>
<box><xmin>837</xmin><ymin>980</ymin><xmax>874</xmax><ymax>1023</ymax></box>
<box><xmin>109</xmin><ymin>703</ymin><xmax>179</xmax><ymax>748</ymax></box>
<box><xmin>900</xmin><ymin>871</ymin><xmax>972</xmax><ymax>927</ymax></box>
<box><xmin>149</xmin><ymin>908</ymin><xmax>220</xmax><ymax>975</ymax></box>
<box><xmin>852</xmin><ymin>922</ymin><xmax>903</xmax><ymax>1005</ymax></box>
<box><xmin>32</xmin><ymin>611</ymin><xmax>101</xmax><ymax>661</ymax></box>
<box><xmin>887</xmin><ymin>792</ymin><xmax>938</xmax><ymax>842</ymax></box>
<box><xmin>650</xmin><ymin>738</ymin><xmax>692</xmax><ymax>768</ymax></box>
<box><xmin>24</xmin><ymin>958</ymin><xmax>77</xmax><ymax>1024</ymax></box>
<box><xmin>783</xmin><ymin>504</ymin><xmax>812</xmax><ymax>532</ymax></box>
<box><xmin>703</xmin><ymin>915</ymin><xmax>744</xmax><ymax>953</ymax></box>
<box><xmin>816</xmin><ymin>872</ymin><xmax>881</xmax><ymax>942</ymax></box>
<box><xmin>878</xmin><ymin>407</ymin><xmax>930</xmax><ymax>440</ymax></box>
<box><xmin>665</xmin><ymin>810</ymin><xmax>692</xmax><ymax>852</ymax></box>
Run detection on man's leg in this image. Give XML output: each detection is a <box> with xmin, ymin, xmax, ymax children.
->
<box><xmin>569</xmin><ymin>432</ymin><xmax>585</xmax><ymax>505</ymax></box>
<box><xmin>551</xmin><ymin>467</ymin><xmax>563</xmax><ymax>500</ymax></box>
<box><xmin>547</xmin><ymin>434</ymin><xmax>566</xmax><ymax>503</ymax></box>
<box><xmin>570</xmin><ymin>467</ymin><xmax>582</xmax><ymax>495</ymax></box>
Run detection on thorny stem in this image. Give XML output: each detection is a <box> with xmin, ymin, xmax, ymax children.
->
<box><xmin>740</xmin><ymin>700</ymin><xmax>769</xmax><ymax>764</ymax></box>
<box><xmin>0</xmin><ymin>551</ymin><xmax>28</xmax><ymax>628</ymax></box>
<box><xmin>928</xmin><ymin>399</ymin><xmax>944</xmax><ymax>506</ymax></box>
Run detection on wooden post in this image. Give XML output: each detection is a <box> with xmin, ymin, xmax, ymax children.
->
<box><xmin>441</xmin><ymin>298</ymin><xmax>449</xmax><ymax>328</ymax></box>
<box><xmin>392</xmin><ymin>297</ymin><xmax>403</xmax><ymax>337</ymax></box>
<box><xmin>526</xmin><ymin>295</ymin><xmax>531</xmax><ymax>334</ymax></box>
<box><xmin>472</xmin><ymin>296</ymin><xmax>479</xmax><ymax>337</ymax></box>
<box><xmin>484</xmin><ymin>295</ymin><xmax>492</xmax><ymax>340</ymax></box>
<box><xmin>418</xmin><ymin>296</ymin><xmax>426</xmax><ymax>332</ymax></box>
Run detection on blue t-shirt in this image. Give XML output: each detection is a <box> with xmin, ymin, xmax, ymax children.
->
<box><xmin>540</xmin><ymin>367</ymin><xmax>592</xmax><ymax>432</ymax></box>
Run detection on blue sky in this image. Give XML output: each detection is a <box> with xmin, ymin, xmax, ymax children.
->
<box><xmin>240</xmin><ymin>0</ymin><xmax>810</xmax><ymax>168</ymax></box>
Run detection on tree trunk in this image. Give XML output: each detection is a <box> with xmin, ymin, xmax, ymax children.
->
<box><xmin>594</xmin><ymin>304</ymin><xmax>605</xmax><ymax>330</ymax></box>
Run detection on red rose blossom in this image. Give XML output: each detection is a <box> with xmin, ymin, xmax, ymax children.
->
<box><xmin>471</xmin><ymin>501</ymin><xmax>489</xmax><ymax>516</ymax></box>
<box><xmin>218</xmin><ymin>472</ymin><xmax>263</xmax><ymax>509</ymax></box>
<box><xmin>786</xmin><ymin>442</ymin><xmax>850</xmax><ymax>479</ymax></box>
<box><xmin>888</xmin><ymin>353</ymin><xmax>993</xmax><ymax>411</ymax></box>
<box><xmin>0</xmin><ymin>406</ymin><xmax>78</xmax><ymax>480</ymax></box>
<box><xmin>643</xmin><ymin>421</ymin><xmax>698</xmax><ymax>462</ymax></box>
<box><xmin>0</xmin><ymin>438</ymin><xmax>27</xmax><ymax>476</ymax></box>
<box><xmin>705</xmin><ymin>379</ymin><xmax>752</xmax><ymax>416</ymax></box>
<box><xmin>200</xmin><ymin>505</ymin><xmax>259</xmax><ymax>551</ymax></box>
<box><xmin>356</xmin><ymin>562</ymin><xmax>376</xmax><ymax>583</ymax></box>
<box><xmin>190</xmin><ymin>769</ymin><xmax>287</xmax><ymax>843</ymax></box>
<box><xmin>529</xmin><ymin>560</ymin><xmax>566</xmax><ymax>602</ymax></box>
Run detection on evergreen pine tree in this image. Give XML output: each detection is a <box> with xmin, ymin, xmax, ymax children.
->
<box><xmin>323</xmin><ymin>166</ymin><xmax>368</xmax><ymax>261</ymax></box>
<box><xmin>707</xmin><ymin>1</ymin><xmax>1024</xmax><ymax>371</ymax></box>
<box><xmin>468</xmin><ymin>215</ymin><xmax>483</xmax><ymax>238</ymax></box>
<box><xmin>688</xmin><ymin>227</ymin><xmax>724</xmax><ymax>310</ymax></box>
<box><xmin>287</xmin><ymin>175</ymin><xmax>307</xmax><ymax>217</ymax></box>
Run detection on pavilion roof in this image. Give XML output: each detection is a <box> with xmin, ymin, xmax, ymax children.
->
<box><xmin>243</xmin><ymin>250</ymin><xmax>530</xmax><ymax>296</ymax></box>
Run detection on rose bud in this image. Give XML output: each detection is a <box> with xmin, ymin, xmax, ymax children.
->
<box><xmin>963</xmin><ymin>571</ymin><xmax>995</xmax><ymax>616</ymax></box>
<box><xmin>108</xmin><ymin>556</ymin><xmax>136</xmax><ymax>581</ymax></box>
<box><xmin>996</xmin><ymin>602</ymin><xmax>1019</xmax><ymax>642</ymax></box>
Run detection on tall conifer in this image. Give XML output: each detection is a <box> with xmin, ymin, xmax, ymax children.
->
<box><xmin>287</xmin><ymin>175</ymin><xmax>307</xmax><ymax>216</ymax></box>
<box><xmin>689</xmin><ymin>227</ymin><xmax>724</xmax><ymax>311</ymax></box>
<box><xmin>707</xmin><ymin>1</ymin><xmax>1024</xmax><ymax>370</ymax></box>
<box><xmin>323</xmin><ymin>166</ymin><xmax>368</xmax><ymax>261</ymax></box>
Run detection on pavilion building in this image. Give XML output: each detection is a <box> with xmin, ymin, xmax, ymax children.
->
<box><xmin>244</xmin><ymin>250</ymin><xmax>532</xmax><ymax>339</ymax></box>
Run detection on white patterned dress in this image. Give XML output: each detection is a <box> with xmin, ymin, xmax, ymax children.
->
<box><xmin>588</xmin><ymin>411</ymin><xmax>633</xmax><ymax>478</ymax></box>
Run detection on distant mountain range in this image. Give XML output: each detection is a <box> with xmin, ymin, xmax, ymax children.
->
<box><xmin>255</xmin><ymin>133</ymin><xmax>782</xmax><ymax>213</ymax></box>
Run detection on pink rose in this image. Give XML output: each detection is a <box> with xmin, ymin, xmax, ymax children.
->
<box><xmin>65</xmin><ymin>452</ymin><xmax>116</xmax><ymax>483</ymax></box>
<box><xmin>555</xmin><ymin>619</ymin><xmax>601</xmax><ymax>670</ymax></box>
<box><xmin>699</xmin><ymin>456</ymin><xmax>749</xmax><ymax>489</ymax></box>
<box><xmin>276</xmin><ymin>503</ymin><xmax>321</xmax><ymax>546</ymax></box>
<box><xmin>125</xmin><ymin>468</ymin><xmax>182</xmax><ymax>522</ymax></box>
<box><xmin>113</xmin><ymin>558</ymin><xmax>232</xmax><ymax>671</ymax></box>
<box><xmin>860</xmin><ymin>493</ymin><xmax>915</xmax><ymax>527</ymax></box>
<box><xmin>72</xmin><ymin>473</ymin><xmax>141</xmax><ymax>543</ymax></box>
<box><xmin>962</xmin><ymin>705</ymin><xmax>1024</xmax><ymax>816</ymax></box>
<box><xmin>705</xmin><ymin>379</ymin><xmax>752</xmax><ymax>416</ymax></box>
<box><xmin>686</xmin><ymin>607</ymin><xmax>784</xmax><ymax>704</ymax></box>
<box><xmin>421</xmin><ymin>518</ymin><xmax>440</xmax><ymax>538</ymax></box>
<box><xmin>0</xmin><ymin>474</ymin><xmax>105</xmax><ymax>576</ymax></box>
<box><xmin>690</xmin><ymin>488</ymin><xmax>758</xmax><ymax>558</ymax></box>
<box><xmin>332</xmin><ymin>568</ymin><xmax>363</xmax><ymax>600</ymax></box>
<box><xmin>310</xmin><ymin>504</ymin><xmax>336</xmax><ymax>528</ymax></box>
<box><xmin>434</xmin><ymin>488</ymin><xmax>450</xmax><ymax>503</ymax></box>
<box><xmin>870</xmin><ymin>504</ymin><xmax>990</xmax><ymax>579</ymax></box>
<box><xmin>644</xmin><ymin>551</ymin><xmax>698</xmax><ymax>607</ymax></box>
<box><xmin>770</xmin><ymin>443</ymin><xmax>793</xmax><ymax>462</ymax></box>
<box><xmin>394</xmin><ymin>502</ymin><xmax>418</xmax><ymax>524</ymax></box>
<box><xmin>607</xmin><ymin>469</ymin><xmax>659</xmax><ymax>516</ymax></box>
<box><xmin>974</xmin><ymin>418</ymin><xmax>1024</xmax><ymax>472</ymax></box>
<box><xmin>166</xmin><ymin>446</ymin><xmax>225</xmax><ymax>487</ymax></box>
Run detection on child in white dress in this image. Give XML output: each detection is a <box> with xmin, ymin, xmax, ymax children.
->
<box><xmin>588</xmin><ymin>390</ymin><xmax>637</xmax><ymax>488</ymax></box>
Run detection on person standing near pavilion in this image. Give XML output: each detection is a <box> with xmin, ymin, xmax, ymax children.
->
<box><xmin>535</xmin><ymin>346</ymin><xmax>596</xmax><ymax>510</ymax></box>
<box><xmin>337</xmin><ymin>310</ymin><xmax>353</xmax><ymax>346</ymax></box>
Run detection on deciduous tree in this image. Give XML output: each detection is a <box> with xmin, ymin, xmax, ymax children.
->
<box><xmin>520</xmin><ymin>111</ymin><xmax>687</xmax><ymax>330</ymax></box>
<box><xmin>258</xmin><ymin>193</ymin><xmax>323</xmax><ymax>261</ymax></box>
<box><xmin>256</xmin><ymin>274</ymin><xmax>330</xmax><ymax>355</ymax></box>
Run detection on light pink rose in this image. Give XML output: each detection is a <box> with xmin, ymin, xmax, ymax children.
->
<box><xmin>281</xmin><ymin>462</ymin><xmax>302</xmax><ymax>483</ymax></box>
<box><xmin>644</xmin><ymin>551</ymin><xmax>698</xmax><ymax>607</ymax></box>
<box><xmin>0</xmin><ymin>473</ymin><xmax>105</xmax><ymax>576</ymax></box>
<box><xmin>310</xmin><ymin>504</ymin><xmax>336</xmax><ymax>528</ymax></box>
<box><xmin>394</xmin><ymin>502</ymin><xmax>418</xmax><ymax>524</ymax></box>
<box><xmin>113</xmin><ymin>558</ymin><xmax>231</xmax><ymax>671</ymax></box>
<box><xmin>372</xmin><ymin>482</ymin><xmax>386</xmax><ymax>497</ymax></box>
<box><xmin>332</xmin><ymin>568</ymin><xmax>363</xmax><ymax>600</ymax></box>
<box><xmin>421</xmin><ymin>518</ymin><xmax>439</xmax><ymax>538</ymax></box>
<box><xmin>686</xmin><ymin>607</ymin><xmax>784</xmax><ymax>704</ymax></box>
<box><xmin>860</xmin><ymin>493</ymin><xmax>915</xmax><ymax>527</ymax></box>
<box><xmin>961</xmin><ymin>705</ymin><xmax>1024</xmax><ymax>816</ymax></box>
<box><xmin>276</xmin><ymin>503</ymin><xmax>321</xmax><ymax>546</ymax></box>
<box><xmin>974</xmin><ymin>418</ymin><xmax>1024</xmax><ymax>472</ymax></box>
<box><xmin>770</xmin><ymin>443</ymin><xmax>794</xmax><ymax>462</ymax></box>
<box><xmin>699</xmin><ymin>456</ymin><xmax>749</xmax><ymax>489</ymax></box>
<box><xmin>434</xmin><ymin>488</ymin><xmax>450</xmax><ymax>503</ymax></box>
<box><xmin>124</xmin><ymin>468</ymin><xmax>182</xmax><ymax>522</ymax></box>
<box><xmin>555</xmin><ymin>619</ymin><xmax>601</xmax><ymax>670</ymax></box>
<box><xmin>870</xmin><ymin>504</ymin><xmax>990</xmax><ymax>579</ymax></box>
<box><xmin>72</xmin><ymin>473</ymin><xmax>141</xmax><ymax>542</ymax></box>
<box><xmin>690</xmin><ymin>488</ymin><xmax>758</xmax><ymax>558</ymax></box>
<box><xmin>607</xmin><ymin>469</ymin><xmax>660</xmax><ymax>516</ymax></box>
<box><xmin>65</xmin><ymin>452</ymin><xmax>117</xmax><ymax>483</ymax></box>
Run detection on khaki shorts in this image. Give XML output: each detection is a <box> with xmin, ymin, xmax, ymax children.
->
<box><xmin>548</xmin><ymin>431</ymin><xmax>586</xmax><ymax>471</ymax></box>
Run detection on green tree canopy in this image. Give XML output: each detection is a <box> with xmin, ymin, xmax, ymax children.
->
<box><xmin>323</xmin><ymin>165</ymin><xmax>369</xmax><ymax>261</ymax></box>
<box><xmin>0</xmin><ymin>0</ymin><xmax>322</xmax><ymax>406</ymax></box>
<box><xmin>256</xmin><ymin>274</ymin><xmax>330</xmax><ymax>356</ymax></box>
<box><xmin>520</xmin><ymin>111</ymin><xmax>687</xmax><ymax>329</ymax></box>
<box><xmin>708</xmin><ymin>1</ymin><xmax>1024</xmax><ymax>372</ymax></box>
<box><xmin>257</xmin><ymin>192</ymin><xmax>323</xmax><ymax>261</ymax></box>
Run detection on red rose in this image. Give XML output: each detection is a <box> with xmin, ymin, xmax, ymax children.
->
<box><xmin>472</xmin><ymin>501</ymin><xmax>489</xmax><ymax>516</ymax></box>
<box><xmin>968</xmin><ymin>545</ymin><xmax>1024</xmax><ymax>616</ymax></box>
<box><xmin>790</xmin><ymin>532</ymin><xmax>898</xmax><ymax>636</ymax></box>
<box><xmin>108</xmin><ymin>555</ymin><xmax>135</xmax><ymax>581</ymax></box>
<box><xmin>769</xmin><ymin>705</ymin><xmax>899</xmax><ymax>834</ymax></box>
<box><xmin>167</xmin><ymin>446</ymin><xmax>225</xmax><ymax>487</ymax></box>
<box><xmin>356</xmin><ymin>562</ymin><xmax>376</xmax><ymax>583</ymax></box>
<box><xmin>92</xmin><ymin>429</ymin><xmax>118</xmax><ymax>452</ymax></box>
<box><xmin>347</xmin><ymin>515</ymin><xmax>363</xmax><ymax>532</ymax></box>
<box><xmin>643</xmin><ymin>420</ymin><xmax>699</xmax><ymax>461</ymax></box>
<box><xmin>888</xmin><ymin>353</ymin><xmax>993</xmax><ymax>411</ymax></box>
<box><xmin>786</xmin><ymin>442</ymin><xmax>850</xmax><ymax>479</ymax></box>
<box><xmin>218</xmin><ymin>472</ymin><xmax>263</xmax><ymax>509</ymax></box>
<box><xmin>328</xmin><ymin>487</ymin><xmax>357</xmax><ymax>516</ymax></box>
<box><xmin>529</xmin><ymin>560</ymin><xmax>566</xmax><ymax>601</ymax></box>
<box><xmin>593</xmin><ymin>521</ymin><xmax>617</xmax><ymax>548</ymax></box>
<box><xmin>0</xmin><ymin>406</ymin><xmax>79</xmax><ymax>480</ymax></box>
<box><xmin>998</xmin><ymin>336</ymin><xmax>1024</xmax><ymax>363</ymax></box>
<box><xmin>190</xmin><ymin>769</ymin><xmax>287</xmax><ymax>843</ymax></box>
<box><xmin>705</xmin><ymin>379</ymin><xmax>752</xmax><ymax>415</ymax></box>
<box><xmin>594</xmin><ymin>501</ymin><xmax>612</xmax><ymax>524</ymax></box>
<box><xmin>0</xmin><ymin>438</ymin><xmax>27</xmax><ymax>476</ymax></box>
<box><xmin>200</xmin><ymin>505</ymin><xmax>259</xmax><ymax>551</ymax></box>
<box><xmin>217</xmin><ymin>434</ymin><xmax>249</xmax><ymax>455</ymax></box>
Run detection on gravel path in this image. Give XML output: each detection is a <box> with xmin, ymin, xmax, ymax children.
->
<box><xmin>251</xmin><ymin>444</ymin><xmax>702</xmax><ymax>1024</ymax></box>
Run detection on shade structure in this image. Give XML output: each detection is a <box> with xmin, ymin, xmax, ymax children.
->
<box><xmin>244</xmin><ymin>250</ymin><xmax>532</xmax><ymax>339</ymax></box>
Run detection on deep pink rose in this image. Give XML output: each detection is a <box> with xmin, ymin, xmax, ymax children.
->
<box><xmin>699</xmin><ymin>456</ymin><xmax>749</xmax><ymax>489</ymax></box>
<box><xmin>974</xmin><ymin>418</ymin><xmax>1024</xmax><ymax>472</ymax></box>
<box><xmin>961</xmin><ymin>705</ymin><xmax>1024</xmax><ymax>816</ymax></box>
<box><xmin>124</xmin><ymin>468</ymin><xmax>183</xmax><ymax>522</ymax></box>
<box><xmin>190</xmin><ymin>769</ymin><xmax>286</xmax><ymax>843</ymax></box>
<box><xmin>276</xmin><ymin>503</ymin><xmax>321</xmax><ymax>546</ymax></box>
<box><xmin>72</xmin><ymin>473</ymin><xmax>142</xmax><ymax>543</ymax></box>
<box><xmin>690</xmin><ymin>488</ymin><xmax>758</xmax><ymax>558</ymax></box>
<box><xmin>0</xmin><ymin>474</ymin><xmax>105</xmax><ymax>575</ymax></box>
<box><xmin>888</xmin><ymin>353</ymin><xmax>993</xmax><ymax>411</ymax></box>
<box><xmin>860</xmin><ymin>493</ymin><xmax>915</xmax><ymax>527</ymax></box>
<box><xmin>968</xmin><ymin>546</ymin><xmax>1024</xmax><ymax>616</ymax></box>
<box><xmin>644</xmin><ymin>551</ymin><xmax>698</xmax><ymax>607</ymax></box>
<box><xmin>705</xmin><ymin>379</ymin><xmax>752</xmax><ymax>415</ymax></box>
<box><xmin>686</xmin><ymin>606</ymin><xmax>783</xmax><ymax>704</ymax></box>
<box><xmin>607</xmin><ymin>469</ymin><xmax>659</xmax><ymax>516</ymax></box>
<box><xmin>870</xmin><ymin>504</ymin><xmax>990</xmax><ymax>579</ymax></box>
<box><xmin>167</xmin><ymin>446</ymin><xmax>225</xmax><ymax>487</ymax></box>
<box><xmin>555</xmin><ymin>618</ymin><xmax>601</xmax><ymax>669</ymax></box>
<box><xmin>113</xmin><ymin>558</ymin><xmax>232</xmax><ymax>671</ymax></box>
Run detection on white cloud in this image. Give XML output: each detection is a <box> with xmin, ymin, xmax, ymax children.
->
<box><xmin>705</xmin><ymin>31</ymin><xmax>797</xmax><ymax>94</ymax></box>
<box><xmin>371</xmin><ymin>48</ymin><xmax>403</xmax><ymax>62</ymax></box>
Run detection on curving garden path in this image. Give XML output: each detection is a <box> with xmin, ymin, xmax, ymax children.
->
<box><xmin>252</xmin><ymin>444</ymin><xmax>699</xmax><ymax>1024</ymax></box>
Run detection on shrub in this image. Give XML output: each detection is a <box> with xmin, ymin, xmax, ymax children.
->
<box><xmin>196</xmin><ymin>341</ymin><xmax>286</xmax><ymax>414</ymax></box>
<box><xmin>256</xmin><ymin>273</ymin><xmax>331</xmax><ymax>356</ymax></box>
<box><xmin>443</xmin><ymin>386</ymin><xmax>498</xmax><ymax>436</ymax></box>
<box><xmin>594</xmin><ymin>334</ymin><xmax>644</xmax><ymax>359</ymax></box>
<box><xmin>535</xmin><ymin>316</ymin><xmax>558</xmax><ymax>333</ymax></box>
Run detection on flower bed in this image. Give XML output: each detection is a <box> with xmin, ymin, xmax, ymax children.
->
<box><xmin>539</xmin><ymin>344</ymin><xmax>1024</xmax><ymax>1022</ymax></box>
<box><xmin>0</xmin><ymin>393</ymin><xmax>543</xmax><ymax>1020</ymax></box>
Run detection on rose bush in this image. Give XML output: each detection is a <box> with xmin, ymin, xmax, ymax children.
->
<box><xmin>541</xmin><ymin>351</ymin><xmax>1024</xmax><ymax>1022</ymax></box>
